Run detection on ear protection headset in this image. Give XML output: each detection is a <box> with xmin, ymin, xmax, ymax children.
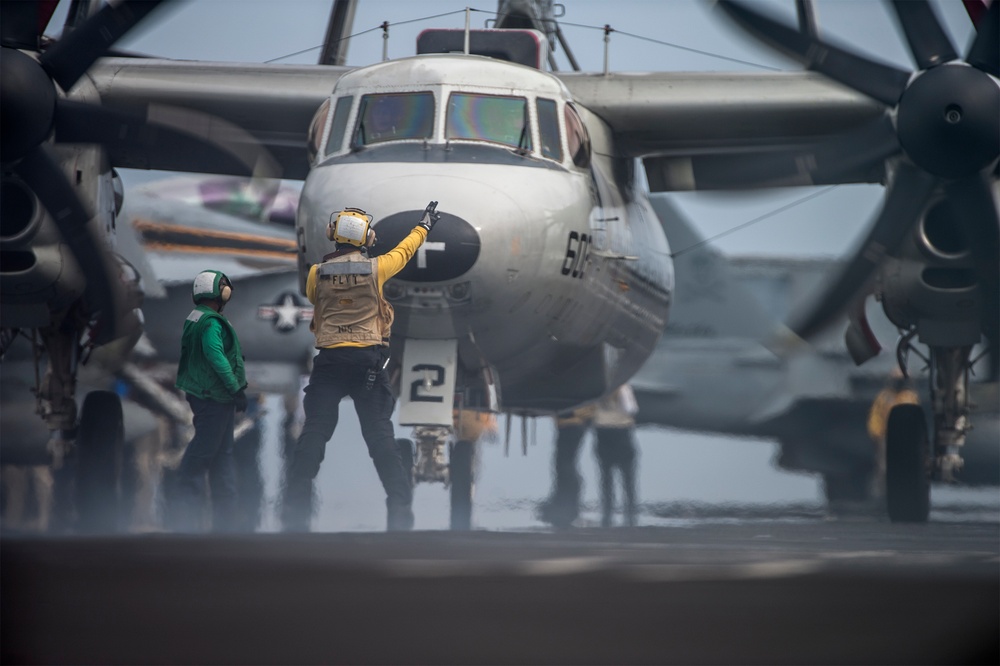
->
<box><xmin>219</xmin><ymin>278</ymin><xmax>232</xmax><ymax>303</ymax></box>
<box><xmin>327</xmin><ymin>207</ymin><xmax>376</xmax><ymax>247</ymax></box>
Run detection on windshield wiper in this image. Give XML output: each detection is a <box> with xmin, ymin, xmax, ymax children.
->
<box><xmin>515</xmin><ymin>104</ymin><xmax>530</xmax><ymax>155</ymax></box>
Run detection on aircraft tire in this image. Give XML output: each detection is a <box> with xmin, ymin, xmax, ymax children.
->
<box><xmin>75</xmin><ymin>390</ymin><xmax>123</xmax><ymax>533</ymax></box>
<box><xmin>885</xmin><ymin>404</ymin><xmax>930</xmax><ymax>523</ymax></box>
<box><xmin>449</xmin><ymin>440</ymin><xmax>475</xmax><ymax>531</ymax></box>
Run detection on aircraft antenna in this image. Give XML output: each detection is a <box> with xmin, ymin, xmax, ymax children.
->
<box><xmin>465</xmin><ymin>7</ymin><xmax>471</xmax><ymax>55</ymax></box>
<box><xmin>602</xmin><ymin>24</ymin><xmax>614</xmax><ymax>74</ymax></box>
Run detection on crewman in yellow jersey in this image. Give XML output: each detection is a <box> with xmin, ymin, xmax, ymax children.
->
<box><xmin>281</xmin><ymin>202</ymin><xmax>440</xmax><ymax>532</ymax></box>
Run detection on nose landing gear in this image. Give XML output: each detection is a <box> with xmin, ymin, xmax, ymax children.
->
<box><xmin>405</xmin><ymin>424</ymin><xmax>480</xmax><ymax>531</ymax></box>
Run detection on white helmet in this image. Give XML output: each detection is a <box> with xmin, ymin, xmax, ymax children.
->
<box><xmin>192</xmin><ymin>270</ymin><xmax>233</xmax><ymax>304</ymax></box>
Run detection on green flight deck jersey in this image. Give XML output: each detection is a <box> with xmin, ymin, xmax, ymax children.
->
<box><xmin>175</xmin><ymin>305</ymin><xmax>247</xmax><ymax>403</ymax></box>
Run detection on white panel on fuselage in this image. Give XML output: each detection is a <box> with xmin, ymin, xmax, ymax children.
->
<box><xmin>399</xmin><ymin>338</ymin><xmax>458</xmax><ymax>426</ymax></box>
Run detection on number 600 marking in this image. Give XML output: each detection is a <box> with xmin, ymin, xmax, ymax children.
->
<box><xmin>561</xmin><ymin>231</ymin><xmax>590</xmax><ymax>279</ymax></box>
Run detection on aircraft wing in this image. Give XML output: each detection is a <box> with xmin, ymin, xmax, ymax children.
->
<box><xmin>89</xmin><ymin>59</ymin><xmax>883</xmax><ymax>189</ymax></box>
<box><xmin>88</xmin><ymin>59</ymin><xmax>350</xmax><ymax>180</ymax></box>
<box><xmin>120</xmin><ymin>188</ymin><xmax>298</xmax><ymax>288</ymax></box>
<box><xmin>556</xmin><ymin>71</ymin><xmax>884</xmax><ymax>191</ymax></box>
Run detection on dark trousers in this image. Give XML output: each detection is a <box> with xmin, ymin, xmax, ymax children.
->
<box><xmin>233</xmin><ymin>417</ymin><xmax>264</xmax><ymax>532</ymax></box>
<box><xmin>595</xmin><ymin>426</ymin><xmax>638</xmax><ymax>526</ymax></box>
<box><xmin>540</xmin><ymin>423</ymin><xmax>587</xmax><ymax>527</ymax></box>
<box><xmin>281</xmin><ymin>346</ymin><xmax>411</xmax><ymax>531</ymax></box>
<box><xmin>175</xmin><ymin>395</ymin><xmax>237</xmax><ymax>532</ymax></box>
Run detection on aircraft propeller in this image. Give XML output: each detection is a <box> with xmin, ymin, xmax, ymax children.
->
<box><xmin>1</xmin><ymin>0</ymin><xmax>278</xmax><ymax>343</ymax></box>
<box><xmin>713</xmin><ymin>0</ymin><xmax>999</xmax><ymax>352</ymax></box>
<box><xmin>1</xmin><ymin>1</ymin><xmax>172</xmax><ymax>343</ymax></box>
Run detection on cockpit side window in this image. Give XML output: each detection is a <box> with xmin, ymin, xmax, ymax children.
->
<box><xmin>354</xmin><ymin>93</ymin><xmax>435</xmax><ymax>147</ymax></box>
<box><xmin>536</xmin><ymin>98</ymin><xmax>561</xmax><ymax>161</ymax></box>
<box><xmin>306</xmin><ymin>98</ymin><xmax>331</xmax><ymax>164</ymax></box>
<box><xmin>446</xmin><ymin>93</ymin><xmax>531</xmax><ymax>152</ymax></box>
<box><xmin>324</xmin><ymin>96</ymin><xmax>354</xmax><ymax>157</ymax></box>
<box><xmin>564</xmin><ymin>103</ymin><xmax>591</xmax><ymax>169</ymax></box>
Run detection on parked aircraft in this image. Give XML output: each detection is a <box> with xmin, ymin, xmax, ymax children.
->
<box><xmin>675</xmin><ymin>0</ymin><xmax>998</xmax><ymax>522</ymax></box>
<box><xmin>0</xmin><ymin>0</ymin><xmax>283</xmax><ymax>530</ymax></box>
<box><xmin>0</xmin><ymin>171</ymin><xmax>307</xmax><ymax>531</ymax></box>
<box><xmin>633</xmin><ymin>195</ymin><xmax>999</xmax><ymax>510</ymax></box>
<box><xmin>3</xmin><ymin>0</ymin><xmax>994</xmax><ymax>532</ymax></box>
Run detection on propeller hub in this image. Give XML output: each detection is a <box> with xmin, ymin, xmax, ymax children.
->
<box><xmin>896</xmin><ymin>65</ymin><xmax>1000</xmax><ymax>179</ymax></box>
<box><xmin>0</xmin><ymin>47</ymin><xmax>56</xmax><ymax>165</ymax></box>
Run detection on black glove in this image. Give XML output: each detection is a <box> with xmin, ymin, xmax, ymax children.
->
<box><xmin>233</xmin><ymin>389</ymin><xmax>248</xmax><ymax>413</ymax></box>
<box><xmin>418</xmin><ymin>200</ymin><xmax>440</xmax><ymax>232</ymax></box>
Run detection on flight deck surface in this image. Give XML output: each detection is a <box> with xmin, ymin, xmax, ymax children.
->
<box><xmin>3</xmin><ymin>518</ymin><xmax>997</xmax><ymax>664</ymax></box>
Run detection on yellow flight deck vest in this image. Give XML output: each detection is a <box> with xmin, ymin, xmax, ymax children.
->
<box><xmin>556</xmin><ymin>404</ymin><xmax>597</xmax><ymax>427</ymax></box>
<box><xmin>311</xmin><ymin>253</ymin><xmax>393</xmax><ymax>348</ymax></box>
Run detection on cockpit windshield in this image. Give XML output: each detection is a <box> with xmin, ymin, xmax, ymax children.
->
<box><xmin>446</xmin><ymin>93</ymin><xmax>531</xmax><ymax>152</ymax></box>
<box><xmin>355</xmin><ymin>93</ymin><xmax>434</xmax><ymax>146</ymax></box>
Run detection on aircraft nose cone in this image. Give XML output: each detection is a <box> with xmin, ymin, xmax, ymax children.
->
<box><xmin>371</xmin><ymin>210</ymin><xmax>480</xmax><ymax>282</ymax></box>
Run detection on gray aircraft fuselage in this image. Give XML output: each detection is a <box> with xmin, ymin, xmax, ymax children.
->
<box><xmin>299</xmin><ymin>54</ymin><xmax>674</xmax><ymax>412</ymax></box>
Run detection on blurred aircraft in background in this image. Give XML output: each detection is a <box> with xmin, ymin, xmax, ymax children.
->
<box><xmin>1</xmin><ymin>173</ymin><xmax>310</xmax><ymax>532</ymax></box>
<box><xmin>123</xmin><ymin>175</ymin><xmax>312</xmax><ymax>393</ymax></box>
<box><xmin>632</xmin><ymin>196</ymin><xmax>999</xmax><ymax>511</ymax></box>
<box><xmin>680</xmin><ymin>0</ymin><xmax>998</xmax><ymax>523</ymax></box>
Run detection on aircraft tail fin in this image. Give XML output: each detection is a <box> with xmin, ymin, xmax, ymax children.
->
<box><xmin>650</xmin><ymin>194</ymin><xmax>775</xmax><ymax>340</ymax></box>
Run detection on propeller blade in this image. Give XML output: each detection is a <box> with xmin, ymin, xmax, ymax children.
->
<box><xmin>39</xmin><ymin>0</ymin><xmax>167</xmax><ymax>92</ymax></box>
<box><xmin>54</xmin><ymin>99</ymin><xmax>281</xmax><ymax>179</ymax></box>
<box><xmin>0</xmin><ymin>1</ymin><xmax>60</xmax><ymax>49</ymax></box>
<box><xmin>660</xmin><ymin>114</ymin><xmax>898</xmax><ymax>191</ymax></box>
<box><xmin>718</xmin><ymin>0</ymin><xmax>911</xmax><ymax>107</ymax></box>
<box><xmin>787</xmin><ymin>162</ymin><xmax>937</xmax><ymax>340</ymax></box>
<box><xmin>966</xmin><ymin>0</ymin><xmax>999</xmax><ymax>76</ymax></box>
<box><xmin>944</xmin><ymin>174</ymin><xmax>1000</xmax><ymax>346</ymax></box>
<box><xmin>14</xmin><ymin>145</ymin><xmax>119</xmax><ymax>343</ymax></box>
<box><xmin>890</xmin><ymin>0</ymin><xmax>959</xmax><ymax>69</ymax></box>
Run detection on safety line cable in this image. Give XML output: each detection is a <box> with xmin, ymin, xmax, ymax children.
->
<box><xmin>264</xmin><ymin>7</ymin><xmax>777</xmax><ymax>70</ymax></box>
<box><xmin>670</xmin><ymin>186</ymin><xmax>839</xmax><ymax>258</ymax></box>
<box><xmin>265</xmin><ymin>8</ymin><xmax>486</xmax><ymax>63</ymax></box>
<box><xmin>556</xmin><ymin>20</ymin><xmax>780</xmax><ymax>71</ymax></box>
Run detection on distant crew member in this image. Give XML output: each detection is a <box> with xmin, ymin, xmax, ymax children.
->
<box><xmin>867</xmin><ymin>366</ymin><xmax>920</xmax><ymax>497</ymax></box>
<box><xmin>593</xmin><ymin>384</ymin><xmax>639</xmax><ymax>527</ymax></box>
<box><xmin>281</xmin><ymin>202</ymin><xmax>439</xmax><ymax>532</ymax></box>
<box><xmin>537</xmin><ymin>404</ymin><xmax>594</xmax><ymax>528</ymax></box>
<box><xmin>174</xmin><ymin>270</ymin><xmax>248</xmax><ymax>532</ymax></box>
<box><xmin>538</xmin><ymin>384</ymin><xmax>640</xmax><ymax>528</ymax></box>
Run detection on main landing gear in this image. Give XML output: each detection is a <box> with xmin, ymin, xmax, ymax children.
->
<box><xmin>885</xmin><ymin>403</ymin><xmax>930</xmax><ymax>523</ymax></box>
<box><xmin>32</xmin><ymin>321</ymin><xmax>127</xmax><ymax>533</ymax></box>
<box><xmin>75</xmin><ymin>390</ymin><xmax>124</xmax><ymax>533</ymax></box>
<box><xmin>885</xmin><ymin>342</ymin><xmax>977</xmax><ymax>523</ymax></box>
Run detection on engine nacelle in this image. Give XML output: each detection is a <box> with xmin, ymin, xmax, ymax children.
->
<box><xmin>880</xmin><ymin>198</ymin><xmax>983</xmax><ymax>346</ymax></box>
